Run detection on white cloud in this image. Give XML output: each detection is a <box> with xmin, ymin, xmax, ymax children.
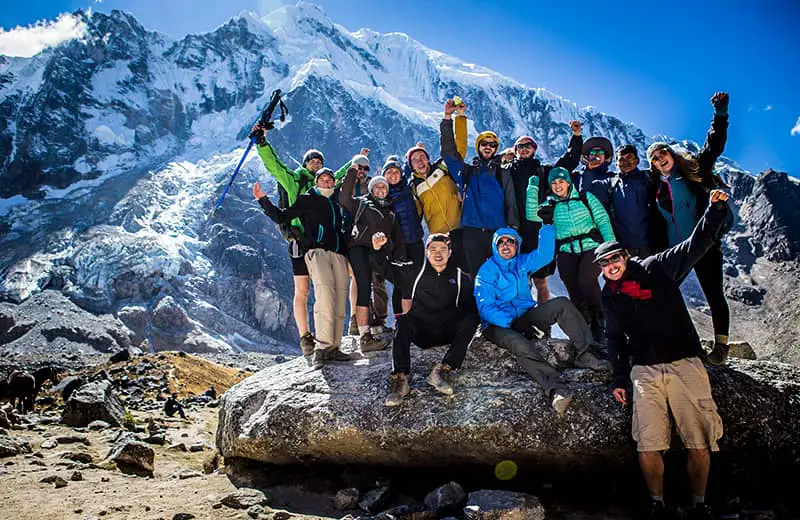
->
<box><xmin>792</xmin><ymin>117</ymin><xmax>800</xmax><ymax>137</ymax></box>
<box><xmin>0</xmin><ymin>13</ymin><xmax>87</xmax><ymax>58</ymax></box>
<box><xmin>764</xmin><ymin>105</ymin><xmax>773</xmax><ymax>111</ymax></box>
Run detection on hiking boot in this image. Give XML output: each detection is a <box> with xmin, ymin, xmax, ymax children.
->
<box><xmin>574</xmin><ymin>350</ymin><xmax>612</xmax><ymax>371</ymax></box>
<box><xmin>371</xmin><ymin>323</ymin><xmax>394</xmax><ymax>336</ymax></box>
<box><xmin>385</xmin><ymin>373</ymin><xmax>410</xmax><ymax>407</ymax></box>
<box><xmin>359</xmin><ymin>332</ymin><xmax>389</xmax><ymax>353</ymax></box>
<box><xmin>348</xmin><ymin>315</ymin><xmax>358</xmax><ymax>336</ymax></box>
<box><xmin>687</xmin><ymin>503</ymin><xmax>713</xmax><ymax>520</ymax></box>
<box><xmin>326</xmin><ymin>348</ymin><xmax>357</xmax><ymax>362</ymax></box>
<box><xmin>706</xmin><ymin>342</ymin><xmax>729</xmax><ymax>366</ymax></box>
<box><xmin>649</xmin><ymin>500</ymin><xmax>669</xmax><ymax>520</ymax></box>
<box><xmin>300</xmin><ymin>332</ymin><xmax>315</xmax><ymax>356</ymax></box>
<box><xmin>426</xmin><ymin>363</ymin><xmax>454</xmax><ymax>395</ymax></box>
<box><xmin>551</xmin><ymin>391</ymin><xmax>573</xmax><ymax>414</ymax></box>
<box><xmin>311</xmin><ymin>349</ymin><xmax>326</xmax><ymax>370</ymax></box>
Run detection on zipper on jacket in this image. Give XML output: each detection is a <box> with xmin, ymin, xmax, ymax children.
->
<box><xmin>325</xmin><ymin>197</ymin><xmax>340</xmax><ymax>253</ymax></box>
<box><xmin>317</xmin><ymin>224</ymin><xmax>324</xmax><ymax>245</ymax></box>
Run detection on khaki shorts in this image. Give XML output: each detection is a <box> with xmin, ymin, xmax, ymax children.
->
<box><xmin>631</xmin><ymin>357</ymin><xmax>723</xmax><ymax>452</ymax></box>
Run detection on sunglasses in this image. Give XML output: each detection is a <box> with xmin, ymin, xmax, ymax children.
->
<box><xmin>479</xmin><ymin>141</ymin><xmax>499</xmax><ymax>149</ymax></box>
<box><xmin>356</xmin><ymin>165</ymin><xmax>370</xmax><ymax>171</ymax></box>
<box><xmin>497</xmin><ymin>237</ymin><xmax>518</xmax><ymax>246</ymax></box>
<box><xmin>588</xmin><ymin>149</ymin><xmax>606</xmax><ymax>158</ymax></box>
<box><xmin>516</xmin><ymin>142</ymin><xmax>535</xmax><ymax>150</ymax></box>
<box><xmin>651</xmin><ymin>150</ymin><xmax>670</xmax><ymax>160</ymax></box>
<box><xmin>597</xmin><ymin>253</ymin><xmax>624</xmax><ymax>267</ymax></box>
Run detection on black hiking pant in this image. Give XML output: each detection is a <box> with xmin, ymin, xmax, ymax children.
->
<box><xmin>349</xmin><ymin>246</ymin><xmax>410</xmax><ymax>316</ymax></box>
<box><xmin>483</xmin><ymin>297</ymin><xmax>593</xmax><ymax>397</ymax></box>
<box><xmin>391</xmin><ymin>241</ymin><xmax>425</xmax><ymax>314</ymax></box>
<box><xmin>391</xmin><ymin>311</ymin><xmax>480</xmax><ymax>375</ymax></box>
<box><xmin>462</xmin><ymin>227</ymin><xmax>494</xmax><ymax>275</ymax></box>
<box><xmin>557</xmin><ymin>251</ymin><xmax>602</xmax><ymax>320</ymax></box>
<box><xmin>692</xmin><ymin>244</ymin><xmax>729</xmax><ymax>337</ymax></box>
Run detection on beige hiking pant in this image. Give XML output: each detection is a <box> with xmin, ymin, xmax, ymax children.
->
<box><xmin>305</xmin><ymin>249</ymin><xmax>349</xmax><ymax>351</ymax></box>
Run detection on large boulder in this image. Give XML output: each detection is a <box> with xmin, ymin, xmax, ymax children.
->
<box><xmin>217</xmin><ymin>339</ymin><xmax>800</xmax><ymax>478</ymax></box>
<box><xmin>62</xmin><ymin>380</ymin><xmax>126</xmax><ymax>427</ymax></box>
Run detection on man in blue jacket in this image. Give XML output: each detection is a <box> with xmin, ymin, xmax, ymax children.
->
<box><xmin>474</xmin><ymin>211</ymin><xmax>610</xmax><ymax>413</ymax></box>
<box><xmin>440</xmin><ymin>98</ymin><xmax>519</xmax><ymax>275</ymax></box>
<box><xmin>608</xmin><ymin>144</ymin><xmax>653</xmax><ymax>257</ymax></box>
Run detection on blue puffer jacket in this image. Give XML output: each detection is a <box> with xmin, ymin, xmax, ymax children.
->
<box><xmin>388</xmin><ymin>180</ymin><xmax>423</xmax><ymax>244</ymax></box>
<box><xmin>474</xmin><ymin>225</ymin><xmax>556</xmax><ymax>328</ymax></box>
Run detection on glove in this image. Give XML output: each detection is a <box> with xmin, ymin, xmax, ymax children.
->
<box><xmin>711</xmin><ymin>92</ymin><xmax>729</xmax><ymax>117</ymax></box>
<box><xmin>249</xmin><ymin>125</ymin><xmax>266</xmax><ymax>146</ymax></box>
<box><xmin>537</xmin><ymin>204</ymin><xmax>555</xmax><ymax>225</ymax></box>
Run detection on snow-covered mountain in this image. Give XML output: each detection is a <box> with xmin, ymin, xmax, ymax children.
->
<box><xmin>0</xmin><ymin>2</ymin><xmax>796</xmax><ymax>360</ymax></box>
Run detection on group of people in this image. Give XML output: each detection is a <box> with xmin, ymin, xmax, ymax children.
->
<box><xmin>252</xmin><ymin>92</ymin><xmax>734</xmax><ymax>519</ymax></box>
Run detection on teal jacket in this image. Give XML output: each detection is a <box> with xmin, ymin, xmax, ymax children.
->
<box><xmin>527</xmin><ymin>178</ymin><xmax>615</xmax><ymax>254</ymax></box>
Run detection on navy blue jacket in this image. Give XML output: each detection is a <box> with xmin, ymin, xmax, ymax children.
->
<box><xmin>577</xmin><ymin>164</ymin><xmax>614</xmax><ymax>209</ymax></box>
<box><xmin>610</xmin><ymin>169</ymin><xmax>652</xmax><ymax>250</ymax></box>
<box><xmin>388</xmin><ymin>180</ymin><xmax>423</xmax><ymax>245</ymax></box>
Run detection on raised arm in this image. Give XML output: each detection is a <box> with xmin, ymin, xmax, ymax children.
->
<box><xmin>338</xmin><ymin>166</ymin><xmax>359</xmax><ymax>214</ymax></box>
<box><xmin>474</xmin><ymin>269</ymin><xmax>514</xmax><ymax>328</ymax></box>
<box><xmin>440</xmin><ymin>99</ymin><xmax>466</xmax><ymax>189</ymax></box>
<box><xmin>696</xmin><ymin>92</ymin><xmax>729</xmax><ymax>182</ymax></box>
<box><xmin>521</xmin><ymin>224</ymin><xmax>556</xmax><ymax>274</ymax></box>
<box><xmin>253</xmin><ymin>129</ymin><xmax>301</xmax><ymax>201</ymax></box>
<box><xmin>655</xmin><ymin>190</ymin><xmax>730</xmax><ymax>282</ymax></box>
<box><xmin>454</xmin><ymin>112</ymin><xmax>468</xmax><ymax>161</ymax></box>
<box><xmin>526</xmin><ymin>176</ymin><xmax>542</xmax><ymax>222</ymax></box>
<box><xmin>553</xmin><ymin>120</ymin><xmax>584</xmax><ymax>172</ymax></box>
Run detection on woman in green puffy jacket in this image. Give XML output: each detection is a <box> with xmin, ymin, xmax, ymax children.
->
<box><xmin>527</xmin><ymin>167</ymin><xmax>615</xmax><ymax>342</ymax></box>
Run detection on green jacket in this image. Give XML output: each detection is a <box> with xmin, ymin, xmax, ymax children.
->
<box><xmin>256</xmin><ymin>140</ymin><xmax>350</xmax><ymax>234</ymax></box>
<box><xmin>526</xmin><ymin>178</ymin><xmax>615</xmax><ymax>254</ymax></box>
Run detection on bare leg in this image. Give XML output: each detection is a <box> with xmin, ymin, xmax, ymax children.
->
<box><xmin>293</xmin><ymin>275</ymin><xmax>310</xmax><ymax>335</ymax></box>
<box><xmin>400</xmin><ymin>298</ymin><xmax>411</xmax><ymax>315</ymax></box>
<box><xmin>639</xmin><ymin>451</ymin><xmax>665</xmax><ymax>497</ymax></box>
<box><xmin>687</xmin><ymin>448</ymin><xmax>710</xmax><ymax>497</ymax></box>
<box><xmin>348</xmin><ymin>265</ymin><xmax>358</xmax><ymax>315</ymax></box>
<box><xmin>356</xmin><ymin>305</ymin><xmax>370</xmax><ymax>328</ymax></box>
<box><xmin>533</xmin><ymin>277</ymin><xmax>551</xmax><ymax>303</ymax></box>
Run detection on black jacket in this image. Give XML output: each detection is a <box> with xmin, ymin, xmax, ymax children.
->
<box><xmin>603</xmin><ymin>200</ymin><xmax>729</xmax><ymax>389</ymax></box>
<box><xmin>259</xmin><ymin>189</ymin><xmax>346</xmax><ymax>254</ymax></box>
<box><xmin>649</xmin><ymin>114</ymin><xmax>729</xmax><ymax>252</ymax></box>
<box><xmin>408</xmin><ymin>261</ymin><xmax>477</xmax><ymax>330</ymax></box>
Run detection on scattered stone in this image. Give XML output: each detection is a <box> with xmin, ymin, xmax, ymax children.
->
<box><xmin>177</xmin><ymin>470</ymin><xmax>202</xmax><ymax>480</ymax></box>
<box><xmin>167</xmin><ymin>443</ymin><xmax>187</xmax><ymax>452</ymax></box>
<box><xmin>0</xmin><ymin>434</ymin><xmax>32</xmax><ymax>457</ymax></box>
<box><xmin>143</xmin><ymin>434</ymin><xmax>166</xmax><ymax>445</ymax></box>
<box><xmin>247</xmin><ymin>505</ymin><xmax>265</xmax><ymax>518</ymax></box>
<box><xmin>29</xmin><ymin>459</ymin><xmax>47</xmax><ymax>466</ymax></box>
<box><xmin>87</xmin><ymin>420</ymin><xmax>111</xmax><ymax>431</ymax></box>
<box><xmin>172</xmin><ymin>514</ymin><xmax>195</xmax><ymax>520</ymax></box>
<box><xmin>62</xmin><ymin>381</ymin><xmax>125</xmax><ymax>427</ymax></box>
<box><xmin>71</xmin><ymin>471</ymin><xmax>83</xmax><ymax>481</ymax></box>
<box><xmin>41</xmin><ymin>474</ymin><xmax>68</xmax><ymax>488</ymax></box>
<box><xmin>188</xmin><ymin>443</ymin><xmax>207</xmax><ymax>453</ymax></box>
<box><xmin>54</xmin><ymin>476</ymin><xmax>68</xmax><ymax>488</ymax></box>
<box><xmin>60</xmin><ymin>452</ymin><xmax>93</xmax><ymax>464</ymax></box>
<box><xmin>0</xmin><ymin>410</ymin><xmax>10</xmax><ymax>429</ymax></box>
<box><xmin>334</xmin><ymin>488</ymin><xmax>360</xmax><ymax>510</ymax></box>
<box><xmin>105</xmin><ymin>434</ymin><xmax>155</xmax><ymax>476</ymax></box>
<box><xmin>109</xmin><ymin>349</ymin><xmax>131</xmax><ymax>363</ymax></box>
<box><xmin>101</xmin><ymin>476</ymin><xmax>110</xmax><ymax>482</ymax></box>
<box><xmin>56</xmin><ymin>434</ymin><xmax>90</xmax><ymax>445</ymax></box>
<box><xmin>463</xmin><ymin>490</ymin><xmax>545</xmax><ymax>520</ymax></box>
<box><xmin>379</xmin><ymin>505</ymin><xmax>432</xmax><ymax>519</ymax></box>
<box><xmin>202</xmin><ymin>451</ymin><xmax>220</xmax><ymax>474</ymax></box>
<box><xmin>359</xmin><ymin>486</ymin><xmax>390</xmax><ymax>514</ymax></box>
<box><xmin>41</xmin><ymin>438</ymin><xmax>58</xmax><ymax>449</ymax></box>
<box><xmin>220</xmin><ymin>488</ymin><xmax>269</xmax><ymax>509</ymax></box>
<box><xmin>425</xmin><ymin>481</ymin><xmax>466</xmax><ymax>515</ymax></box>
<box><xmin>273</xmin><ymin>512</ymin><xmax>293</xmax><ymax>520</ymax></box>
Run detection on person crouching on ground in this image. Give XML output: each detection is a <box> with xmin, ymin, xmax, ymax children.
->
<box><xmin>600</xmin><ymin>189</ymin><xmax>730</xmax><ymax>520</ymax></box>
<box><xmin>385</xmin><ymin>233</ymin><xmax>480</xmax><ymax>406</ymax></box>
<box><xmin>474</xmin><ymin>217</ymin><xmax>610</xmax><ymax>414</ymax></box>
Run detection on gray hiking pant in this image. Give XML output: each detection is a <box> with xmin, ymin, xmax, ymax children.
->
<box><xmin>483</xmin><ymin>297</ymin><xmax>593</xmax><ymax>397</ymax></box>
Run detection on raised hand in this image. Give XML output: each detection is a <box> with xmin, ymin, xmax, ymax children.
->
<box><xmin>250</xmin><ymin>124</ymin><xmax>267</xmax><ymax>146</ymax></box>
<box><xmin>711</xmin><ymin>92</ymin><xmax>729</xmax><ymax>116</ymax></box>
<box><xmin>537</xmin><ymin>204</ymin><xmax>555</xmax><ymax>225</ymax></box>
<box><xmin>444</xmin><ymin>98</ymin><xmax>458</xmax><ymax>118</ymax></box>
<box><xmin>569</xmin><ymin>120</ymin><xmax>582</xmax><ymax>136</ymax></box>
<box><xmin>709</xmin><ymin>189</ymin><xmax>729</xmax><ymax>204</ymax></box>
<box><xmin>360</xmin><ymin>147</ymin><xmax>370</xmax><ymax>156</ymax></box>
<box><xmin>253</xmin><ymin>181</ymin><xmax>266</xmax><ymax>200</ymax></box>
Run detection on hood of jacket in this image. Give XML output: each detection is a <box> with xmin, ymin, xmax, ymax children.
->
<box><xmin>490</xmin><ymin>227</ymin><xmax>523</xmax><ymax>268</ymax></box>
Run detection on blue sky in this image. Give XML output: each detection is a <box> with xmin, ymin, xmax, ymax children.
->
<box><xmin>2</xmin><ymin>0</ymin><xmax>799</xmax><ymax>176</ymax></box>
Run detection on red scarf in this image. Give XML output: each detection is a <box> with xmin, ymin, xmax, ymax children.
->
<box><xmin>608</xmin><ymin>279</ymin><xmax>652</xmax><ymax>300</ymax></box>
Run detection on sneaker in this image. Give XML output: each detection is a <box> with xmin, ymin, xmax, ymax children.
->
<box><xmin>300</xmin><ymin>332</ymin><xmax>315</xmax><ymax>356</ymax></box>
<box><xmin>649</xmin><ymin>500</ymin><xmax>669</xmax><ymax>520</ymax></box>
<box><xmin>551</xmin><ymin>391</ymin><xmax>573</xmax><ymax>413</ymax></box>
<box><xmin>348</xmin><ymin>315</ymin><xmax>358</xmax><ymax>336</ymax></box>
<box><xmin>359</xmin><ymin>332</ymin><xmax>390</xmax><ymax>353</ymax></box>
<box><xmin>385</xmin><ymin>373</ymin><xmax>410</xmax><ymax>407</ymax></box>
<box><xmin>326</xmin><ymin>348</ymin><xmax>357</xmax><ymax>362</ymax></box>
<box><xmin>687</xmin><ymin>503</ymin><xmax>713</xmax><ymax>520</ymax></box>
<box><xmin>311</xmin><ymin>349</ymin><xmax>326</xmax><ymax>370</ymax></box>
<box><xmin>706</xmin><ymin>342</ymin><xmax>729</xmax><ymax>366</ymax></box>
<box><xmin>426</xmin><ymin>363</ymin><xmax>454</xmax><ymax>396</ymax></box>
<box><xmin>574</xmin><ymin>350</ymin><xmax>612</xmax><ymax>371</ymax></box>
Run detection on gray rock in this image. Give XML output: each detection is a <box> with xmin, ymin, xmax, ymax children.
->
<box><xmin>0</xmin><ymin>434</ymin><xmax>32</xmax><ymax>457</ymax></box>
<box><xmin>424</xmin><ymin>481</ymin><xmax>467</xmax><ymax>515</ymax></box>
<box><xmin>167</xmin><ymin>442</ymin><xmax>187</xmax><ymax>452</ymax></box>
<box><xmin>151</xmin><ymin>296</ymin><xmax>191</xmax><ymax>331</ymax></box>
<box><xmin>105</xmin><ymin>434</ymin><xmax>155</xmax><ymax>476</ymax></box>
<box><xmin>172</xmin><ymin>514</ymin><xmax>195</xmax><ymax>520</ymax></box>
<box><xmin>177</xmin><ymin>470</ymin><xmax>202</xmax><ymax>480</ymax></box>
<box><xmin>463</xmin><ymin>490</ymin><xmax>545</xmax><ymax>520</ymax></box>
<box><xmin>41</xmin><ymin>438</ymin><xmax>58</xmax><ymax>449</ymax></box>
<box><xmin>334</xmin><ymin>487</ymin><xmax>360</xmax><ymax>510</ymax></box>
<box><xmin>188</xmin><ymin>442</ymin><xmax>207</xmax><ymax>452</ymax></box>
<box><xmin>87</xmin><ymin>420</ymin><xmax>111</xmax><ymax>431</ymax></box>
<box><xmin>62</xmin><ymin>381</ymin><xmax>125</xmax><ymax>427</ymax></box>
<box><xmin>60</xmin><ymin>451</ymin><xmax>93</xmax><ymax>464</ymax></box>
<box><xmin>247</xmin><ymin>505</ymin><xmax>266</xmax><ymax>518</ymax></box>
<box><xmin>70</xmin><ymin>471</ymin><xmax>83</xmax><ymax>481</ymax></box>
<box><xmin>55</xmin><ymin>434</ymin><xmax>90</xmax><ymax>445</ymax></box>
<box><xmin>219</xmin><ymin>488</ymin><xmax>269</xmax><ymax>509</ymax></box>
<box><xmin>359</xmin><ymin>486</ymin><xmax>390</xmax><ymax>514</ymax></box>
<box><xmin>0</xmin><ymin>410</ymin><xmax>9</xmax><ymax>429</ymax></box>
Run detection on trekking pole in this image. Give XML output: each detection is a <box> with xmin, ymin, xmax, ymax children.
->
<box><xmin>210</xmin><ymin>89</ymin><xmax>289</xmax><ymax>217</ymax></box>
